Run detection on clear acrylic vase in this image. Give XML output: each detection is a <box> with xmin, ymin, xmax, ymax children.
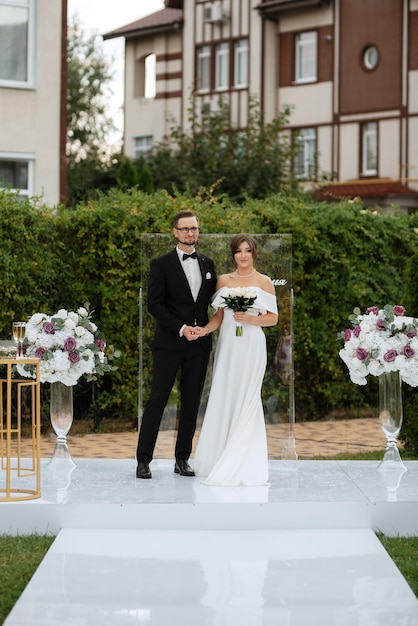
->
<box><xmin>49</xmin><ymin>381</ymin><xmax>76</xmax><ymax>468</ymax></box>
<box><xmin>377</xmin><ymin>371</ymin><xmax>407</xmax><ymax>472</ymax></box>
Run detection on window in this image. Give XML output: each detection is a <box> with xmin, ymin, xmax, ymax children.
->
<box><xmin>234</xmin><ymin>39</ymin><xmax>248</xmax><ymax>88</ymax></box>
<box><xmin>134</xmin><ymin>53</ymin><xmax>156</xmax><ymax>99</ymax></box>
<box><xmin>363</xmin><ymin>46</ymin><xmax>379</xmax><ymax>71</ymax></box>
<box><xmin>0</xmin><ymin>154</ymin><xmax>34</xmax><ymax>197</ymax></box>
<box><xmin>295</xmin><ymin>31</ymin><xmax>317</xmax><ymax>83</ymax></box>
<box><xmin>196</xmin><ymin>41</ymin><xmax>248</xmax><ymax>93</ymax></box>
<box><xmin>293</xmin><ymin>128</ymin><xmax>316</xmax><ymax>178</ymax></box>
<box><xmin>197</xmin><ymin>45</ymin><xmax>211</xmax><ymax>92</ymax></box>
<box><xmin>215</xmin><ymin>42</ymin><xmax>229</xmax><ymax>90</ymax></box>
<box><xmin>361</xmin><ymin>122</ymin><xmax>377</xmax><ymax>176</ymax></box>
<box><xmin>0</xmin><ymin>0</ymin><xmax>35</xmax><ymax>88</ymax></box>
<box><xmin>133</xmin><ymin>135</ymin><xmax>153</xmax><ymax>159</ymax></box>
<box><xmin>144</xmin><ymin>54</ymin><xmax>156</xmax><ymax>99</ymax></box>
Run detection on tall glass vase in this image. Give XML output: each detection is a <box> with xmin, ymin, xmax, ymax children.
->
<box><xmin>377</xmin><ymin>371</ymin><xmax>407</xmax><ymax>471</ymax></box>
<box><xmin>49</xmin><ymin>381</ymin><xmax>76</xmax><ymax>468</ymax></box>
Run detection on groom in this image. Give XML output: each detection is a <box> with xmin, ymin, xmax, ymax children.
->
<box><xmin>136</xmin><ymin>210</ymin><xmax>217</xmax><ymax>479</ymax></box>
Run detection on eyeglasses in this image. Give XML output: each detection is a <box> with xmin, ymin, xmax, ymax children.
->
<box><xmin>176</xmin><ymin>227</ymin><xmax>199</xmax><ymax>233</ymax></box>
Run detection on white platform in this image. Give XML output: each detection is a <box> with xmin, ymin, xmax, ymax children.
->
<box><xmin>2</xmin><ymin>460</ymin><xmax>418</xmax><ymax>625</ymax></box>
<box><xmin>2</xmin><ymin>459</ymin><xmax>418</xmax><ymax>536</ymax></box>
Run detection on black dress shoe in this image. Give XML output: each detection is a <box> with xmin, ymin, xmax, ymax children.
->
<box><xmin>174</xmin><ymin>460</ymin><xmax>195</xmax><ymax>476</ymax></box>
<box><xmin>136</xmin><ymin>461</ymin><xmax>152</xmax><ymax>479</ymax></box>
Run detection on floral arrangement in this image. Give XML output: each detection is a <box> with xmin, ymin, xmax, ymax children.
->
<box><xmin>221</xmin><ymin>287</ymin><xmax>257</xmax><ymax>336</ymax></box>
<box><xmin>17</xmin><ymin>306</ymin><xmax>118</xmax><ymax>386</ymax></box>
<box><xmin>339</xmin><ymin>304</ymin><xmax>418</xmax><ymax>387</ymax></box>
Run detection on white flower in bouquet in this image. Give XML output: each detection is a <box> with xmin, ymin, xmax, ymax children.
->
<box><xmin>221</xmin><ymin>287</ymin><xmax>257</xmax><ymax>336</ymax></box>
<box><xmin>338</xmin><ymin>304</ymin><xmax>418</xmax><ymax>386</ymax></box>
<box><xmin>17</xmin><ymin>306</ymin><xmax>118</xmax><ymax>386</ymax></box>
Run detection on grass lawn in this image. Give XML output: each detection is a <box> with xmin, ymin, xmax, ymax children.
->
<box><xmin>0</xmin><ymin>534</ymin><xmax>54</xmax><ymax>625</ymax></box>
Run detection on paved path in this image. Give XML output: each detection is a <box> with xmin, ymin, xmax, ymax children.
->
<box><xmin>35</xmin><ymin>418</ymin><xmax>388</xmax><ymax>460</ymax></box>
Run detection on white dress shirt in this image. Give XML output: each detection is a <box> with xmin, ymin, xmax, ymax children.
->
<box><xmin>177</xmin><ymin>247</ymin><xmax>202</xmax><ymax>301</ymax></box>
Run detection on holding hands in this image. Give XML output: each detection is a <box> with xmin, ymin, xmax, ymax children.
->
<box><xmin>183</xmin><ymin>326</ymin><xmax>200</xmax><ymax>341</ymax></box>
<box><xmin>193</xmin><ymin>325</ymin><xmax>209</xmax><ymax>338</ymax></box>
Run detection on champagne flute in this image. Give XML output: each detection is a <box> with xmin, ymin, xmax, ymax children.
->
<box><xmin>12</xmin><ymin>321</ymin><xmax>26</xmax><ymax>358</ymax></box>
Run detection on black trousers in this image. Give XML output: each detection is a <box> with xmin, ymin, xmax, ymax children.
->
<box><xmin>136</xmin><ymin>342</ymin><xmax>210</xmax><ymax>463</ymax></box>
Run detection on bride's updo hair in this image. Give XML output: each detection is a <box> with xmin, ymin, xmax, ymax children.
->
<box><xmin>231</xmin><ymin>234</ymin><xmax>257</xmax><ymax>262</ymax></box>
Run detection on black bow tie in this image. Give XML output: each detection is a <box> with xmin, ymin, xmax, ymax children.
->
<box><xmin>183</xmin><ymin>252</ymin><xmax>197</xmax><ymax>261</ymax></box>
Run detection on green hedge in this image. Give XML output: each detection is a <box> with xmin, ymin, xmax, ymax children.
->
<box><xmin>1</xmin><ymin>189</ymin><xmax>417</xmax><ymax>442</ymax></box>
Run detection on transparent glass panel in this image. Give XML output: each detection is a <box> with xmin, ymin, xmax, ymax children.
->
<box><xmin>139</xmin><ymin>234</ymin><xmax>295</xmax><ymax>460</ymax></box>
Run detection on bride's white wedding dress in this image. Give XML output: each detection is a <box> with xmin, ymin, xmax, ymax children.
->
<box><xmin>194</xmin><ymin>286</ymin><xmax>278</xmax><ymax>486</ymax></box>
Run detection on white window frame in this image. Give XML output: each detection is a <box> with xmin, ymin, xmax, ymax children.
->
<box><xmin>0</xmin><ymin>152</ymin><xmax>35</xmax><ymax>197</ymax></box>
<box><xmin>295</xmin><ymin>31</ymin><xmax>317</xmax><ymax>84</ymax></box>
<box><xmin>196</xmin><ymin>45</ymin><xmax>211</xmax><ymax>93</ymax></box>
<box><xmin>215</xmin><ymin>42</ymin><xmax>229</xmax><ymax>91</ymax></box>
<box><xmin>133</xmin><ymin>135</ymin><xmax>153</xmax><ymax>159</ymax></box>
<box><xmin>361</xmin><ymin>122</ymin><xmax>377</xmax><ymax>176</ymax></box>
<box><xmin>234</xmin><ymin>39</ymin><xmax>248</xmax><ymax>88</ymax></box>
<box><xmin>0</xmin><ymin>0</ymin><xmax>36</xmax><ymax>89</ymax></box>
<box><xmin>294</xmin><ymin>128</ymin><xmax>316</xmax><ymax>179</ymax></box>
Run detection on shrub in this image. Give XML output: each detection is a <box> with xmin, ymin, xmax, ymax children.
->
<box><xmin>0</xmin><ymin>188</ymin><xmax>417</xmax><ymax>447</ymax></box>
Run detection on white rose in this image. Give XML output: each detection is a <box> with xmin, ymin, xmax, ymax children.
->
<box><xmin>30</xmin><ymin>313</ymin><xmax>45</xmax><ymax>326</ymax></box>
<box><xmin>64</xmin><ymin>318</ymin><xmax>76</xmax><ymax>331</ymax></box>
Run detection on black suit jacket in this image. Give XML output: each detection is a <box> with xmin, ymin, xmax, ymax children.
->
<box><xmin>147</xmin><ymin>248</ymin><xmax>217</xmax><ymax>352</ymax></box>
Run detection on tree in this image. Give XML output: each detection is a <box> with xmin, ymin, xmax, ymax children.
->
<box><xmin>66</xmin><ymin>15</ymin><xmax>118</xmax><ymax>205</ymax></box>
<box><xmin>137</xmin><ymin>163</ymin><xmax>155</xmax><ymax>194</ymax></box>
<box><xmin>144</xmin><ymin>97</ymin><xmax>295</xmax><ymax>202</ymax></box>
<box><xmin>116</xmin><ymin>157</ymin><xmax>139</xmax><ymax>191</ymax></box>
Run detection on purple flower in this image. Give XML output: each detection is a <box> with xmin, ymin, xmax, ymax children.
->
<box><xmin>407</xmin><ymin>328</ymin><xmax>417</xmax><ymax>339</ymax></box>
<box><xmin>95</xmin><ymin>338</ymin><xmax>106</xmax><ymax>351</ymax></box>
<box><xmin>43</xmin><ymin>322</ymin><xmax>55</xmax><ymax>335</ymax></box>
<box><xmin>34</xmin><ymin>347</ymin><xmax>47</xmax><ymax>359</ymax></box>
<box><xmin>344</xmin><ymin>329</ymin><xmax>352</xmax><ymax>341</ymax></box>
<box><xmin>353</xmin><ymin>325</ymin><xmax>361</xmax><ymax>338</ymax></box>
<box><xmin>403</xmin><ymin>345</ymin><xmax>415</xmax><ymax>359</ymax></box>
<box><xmin>366</xmin><ymin>306</ymin><xmax>379</xmax><ymax>315</ymax></box>
<box><xmin>383</xmin><ymin>349</ymin><xmax>398</xmax><ymax>363</ymax></box>
<box><xmin>64</xmin><ymin>337</ymin><xmax>77</xmax><ymax>352</ymax></box>
<box><xmin>356</xmin><ymin>347</ymin><xmax>368</xmax><ymax>361</ymax></box>
<box><xmin>68</xmin><ymin>351</ymin><xmax>81</xmax><ymax>364</ymax></box>
<box><xmin>393</xmin><ymin>305</ymin><xmax>405</xmax><ymax>316</ymax></box>
<box><xmin>376</xmin><ymin>319</ymin><xmax>386</xmax><ymax>331</ymax></box>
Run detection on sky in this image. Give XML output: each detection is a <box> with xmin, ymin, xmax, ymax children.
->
<box><xmin>67</xmin><ymin>0</ymin><xmax>165</xmax><ymax>148</ymax></box>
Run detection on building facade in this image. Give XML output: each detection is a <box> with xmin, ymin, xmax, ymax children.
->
<box><xmin>104</xmin><ymin>0</ymin><xmax>418</xmax><ymax>211</ymax></box>
<box><xmin>0</xmin><ymin>0</ymin><xmax>66</xmax><ymax>206</ymax></box>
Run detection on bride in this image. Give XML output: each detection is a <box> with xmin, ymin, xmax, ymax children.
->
<box><xmin>193</xmin><ymin>234</ymin><xmax>278</xmax><ymax>486</ymax></box>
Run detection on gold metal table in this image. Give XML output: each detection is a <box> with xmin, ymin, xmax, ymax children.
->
<box><xmin>0</xmin><ymin>358</ymin><xmax>41</xmax><ymax>501</ymax></box>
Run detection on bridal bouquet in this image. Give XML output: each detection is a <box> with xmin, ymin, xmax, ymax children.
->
<box><xmin>338</xmin><ymin>304</ymin><xmax>418</xmax><ymax>386</ymax></box>
<box><xmin>17</xmin><ymin>306</ymin><xmax>118</xmax><ymax>386</ymax></box>
<box><xmin>222</xmin><ymin>287</ymin><xmax>257</xmax><ymax>336</ymax></box>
